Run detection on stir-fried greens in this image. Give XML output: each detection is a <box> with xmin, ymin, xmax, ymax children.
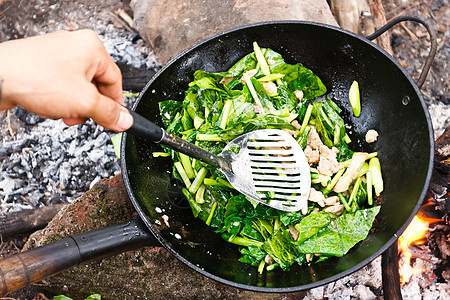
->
<box><xmin>157</xmin><ymin>42</ymin><xmax>382</xmax><ymax>272</ymax></box>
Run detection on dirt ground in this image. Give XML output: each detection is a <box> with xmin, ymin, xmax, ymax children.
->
<box><xmin>0</xmin><ymin>0</ymin><xmax>448</xmax><ymax>299</ymax></box>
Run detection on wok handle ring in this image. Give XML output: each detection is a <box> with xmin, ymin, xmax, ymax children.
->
<box><xmin>366</xmin><ymin>15</ymin><xmax>437</xmax><ymax>89</ymax></box>
<box><xmin>0</xmin><ymin>216</ymin><xmax>158</xmax><ymax>296</ymax></box>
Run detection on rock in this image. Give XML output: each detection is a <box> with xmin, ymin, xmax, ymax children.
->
<box><xmin>131</xmin><ymin>0</ymin><xmax>338</xmax><ymax>64</ymax></box>
<box><xmin>22</xmin><ymin>174</ymin><xmax>306</xmax><ymax>299</ymax></box>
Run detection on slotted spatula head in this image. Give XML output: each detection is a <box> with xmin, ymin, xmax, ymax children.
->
<box><xmin>219</xmin><ymin>129</ymin><xmax>311</xmax><ymax>212</ymax></box>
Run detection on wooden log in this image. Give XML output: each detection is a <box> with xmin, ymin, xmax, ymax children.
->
<box><xmin>329</xmin><ymin>0</ymin><xmax>371</xmax><ymax>34</ymax></box>
<box><xmin>117</xmin><ymin>61</ymin><xmax>156</xmax><ymax>92</ymax></box>
<box><xmin>382</xmin><ymin>242</ymin><xmax>403</xmax><ymax>300</ymax></box>
<box><xmin>369</xmin><ymin>0</ymin><xmax>393</xmax><ymax>54</ymax></box>
<box><xmin>0</xmin><ymin>204</ymin><xmax>66</xmax><ymax>239</ymax></box>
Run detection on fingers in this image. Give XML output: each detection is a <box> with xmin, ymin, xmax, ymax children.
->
<box><xmin>94</xmin><ymin>56</ymin><xmax>124</xmax><ymax>104</ymax></box>
<box><xmin>63</xmin><ymin>117</ymin><xmax>88</xmax><ymax>126</ymax></box>
<box><xmin>83</xmin><ymin>30</ymin><xmax>123</xmax><ymax>104</ymax></box>
<box><xmin>87</xmin><ymin>91</ymin><xmax>133</xmax><ymax>132</ymax></box>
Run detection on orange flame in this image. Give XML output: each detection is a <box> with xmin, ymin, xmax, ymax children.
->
<box><xmin>398</xmin><ymin>212</ymin><xmax>442</xmax><ymax>285</ymax></box>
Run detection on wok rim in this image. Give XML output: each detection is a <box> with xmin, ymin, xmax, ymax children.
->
<box><xmin>120</xmin><ymin>20</ymin><xmax>435</xmax><ymax>293</ymax></box>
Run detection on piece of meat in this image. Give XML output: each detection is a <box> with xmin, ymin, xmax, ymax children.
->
<box><xmin>306</xmin><ymin>127</ymin><xmax>324</xmax><ymax>150</ymax></box>
<box><xmin>304</xmin><ymin>146</ymin><xmax>320</xmax><ymax>165</ymax></box>
<box><xmin>288</xmin><ymin>225</ymin><xmax>300</xmax><ymax>241</ymax></box>
<box><xmin>324</xmin><ymin>195</ymin><xmax>339</xmax><ymax>206</ymax></box>
<box><xmin>263</xmin><ymin>81</ymin><xmax>278</xmax><ymax>95</ymax></box>
<box><xmin>305</xmin><ymin>253</ymin><xmax>312</xmax><ymax>262</ymax></box>
<box><xmin>317</xmin><ymin>145</ymin><xmax>342</xmax><ymax>176</ymax></box>
<box><xmin>365</xmin><ymin>129</ymin><xmax>379</xmax><ymax>143</ymax></box>
<box><xmin>283</xmin><ymin>128</ymin><xmax>297</xmax><ymax>138</ymax></box>
<box><xmin>253</xmin><ymin>104</ymin><xmax>263</xmax><ymax>113</ymax></box>
<box><xmin>324</xmin><ymin>204</ymin><xmax>344</xmax><ymax>215</ymax></box>
<box><xmin>240</xmin><ymin>68</ymin><xmax>257</xmax><ymax>84</ymax></box>
<box><xmin>265</xmin><ymin>254</ymin><xmax>275</xmax><ymax>265</ymax></box>
<box><xmin>294</xmin><ymin>90</ymin><xmax>304</xmax><ymax>101</ymax></box>
<box><xmin>291</xmin><ymin>119</ymin><xmax>301</xmax><ymax>130</ymax></box>
<box><xmin>333</xmin><ymin>152</ymin><xmax>369</xmax><ymax>193</ymax></box>
<box><xmin>220</xmin><ymin>76</ymin><xmax>237</xmax><ymax>86</ymax></box>
<box><xmin>308</xmin><ymin>187</ymin><xmax>326</xmax><ymax>207</ymax></box>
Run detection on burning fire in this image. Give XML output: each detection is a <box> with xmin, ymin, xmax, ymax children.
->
<box><xmin>398</xmin><ymin>204</ymin><xmax>443</xmax><ymax>285</ymax></box>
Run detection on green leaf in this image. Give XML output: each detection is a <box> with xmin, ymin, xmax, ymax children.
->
<box><xmin>55</xmin><ymin>296</ymin><xmax>73</xmax><ymax>300</ymax></box>
<box><xmin>262</xmin><ymin>227</ymin><xmax>298</xmax><ymax>270</ymax></box>
<box><xmin>111</xmin><ymin>133</ymin><xmax>122</xmax><ymax>159</ymax></box>
<box><xmin>239</xmin><ymin>245</ymin><xmax>266</xmax><ymax>266</ymax></box>
<box><xmin>296</xmin><ymin>207</ymin><xmax>381</xmax><ymax>256</ymax></box>
<box><xmin>159</xmin><ymin>100</ymin><xmax>183</xmax><ymax>127</ymax></box>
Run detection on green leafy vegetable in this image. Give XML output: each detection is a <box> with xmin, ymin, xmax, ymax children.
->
<box><xmin>295</xmin><ymin>207</ymin><xmax>381</xmax><ymax>256</ymax></box>
<box><xmin>155</xmin><ymin>42</ymin><xmax>382</xmax><ymax>273</ymax></box>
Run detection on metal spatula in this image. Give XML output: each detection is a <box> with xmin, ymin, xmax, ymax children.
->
<box><xmin>127</xmin><ymin>111</ymin><xmax>311</xmax><ymax>212</ymax></box>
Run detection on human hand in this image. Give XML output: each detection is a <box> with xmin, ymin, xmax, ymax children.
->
<box><xmin>0</xmin><ymin>29</ymin><xmax>133</xmax><ymax>132</ymax></box>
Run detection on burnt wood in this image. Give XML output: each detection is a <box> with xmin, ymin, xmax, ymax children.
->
<box><xmin>0</xmin><ymin>204</ymin><xmax>66</xmax><ymax>239</ymax></box>
<box><xmin>382</xmin><ymin>243</ymin><xmax>403</xmax><ymax>300</ymax></box>
<box><xmin>117</xmin><ymin>61</ymin><xmax>156</xmax><ymax>92</ymax></box>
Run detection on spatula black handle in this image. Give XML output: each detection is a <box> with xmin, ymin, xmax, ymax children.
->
<box><xmin>128</xmin><ymin>110</ymin><xmax>163</xmax><ymax>141</ymax></box>
<box><xmin>127</xmin><ymin>110</ymin><xmax>231</xmax><ymax>171</ymax></box>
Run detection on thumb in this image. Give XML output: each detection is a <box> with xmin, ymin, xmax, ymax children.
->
<box><xmin>90</xmin><ymin>94</ymin><xmax>133</xmax><ymax>132</ymax></box>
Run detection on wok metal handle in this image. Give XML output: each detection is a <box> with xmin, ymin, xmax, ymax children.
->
<box><xmin>366</xmin><ymin>15</ymin><xmax>437</xmax><ymax>89</ymax></box>
<box><xmin>0</xmin><ymin>216</ymin><xmax>158</xmax><ymax>296</ymax></box>
<box><xmin>127</xmin><ymin>110</ymin><xmax>231</xmax><ymax>171</ymax></box>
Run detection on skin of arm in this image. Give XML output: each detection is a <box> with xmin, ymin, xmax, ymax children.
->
<box><xmin>0</xmin><ymin>29</ymin><xmax>133</xmax><ymax>132</ymax></box>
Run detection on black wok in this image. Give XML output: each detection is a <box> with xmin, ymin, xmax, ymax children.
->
<box><xmin>121</xmin><ymin>17</ymin><xmax>435</xmax><ymax>292</ymax></box>
<box><xmin>0</xmin><ymin>16</ymin><xmax>436</xmax><ymax>295</ymax></box>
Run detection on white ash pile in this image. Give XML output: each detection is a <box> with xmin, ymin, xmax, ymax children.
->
<box><xmin>0</xmin><ymin>108</ymin><xmax>121</xmax><ymax>213</ymax></box>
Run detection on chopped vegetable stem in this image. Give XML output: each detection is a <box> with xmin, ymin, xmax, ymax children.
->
<box><xmin>367</xmin><ymin>171</ymin><xmax>373</xmax><ymax>205</ymax></box>
<box><xmin>196</xmin><ymin>184</ymin><xmax>206</xmax><ymax>204</ymax></box>
<box><xmin>266</xmin><ymin>263</ymin><xmax>278</xmax><ymax>271</ymax></box>
<box><xmin>258</xmin><ymin>260</ymin><xmax>266</xmax><ymax>274</ymax></box>
<box><xmin>333</xmin><ymin>124</ymin><xmax>340</xmax><ymax>145</ymax></box>
<box><xmin>179</xmin><ymin>153</ymin><xmax>195</xmax><ymax>179</ymax></box>
<box><xmin>244</xmin><ymin>73</ymin><xmax>262</xmax><ymax>107</ymax></box>
<box><xmin>205</xmin><ymin>201</ymin><xmax>218</xmax><ymax>226</ymax></box>
<box><xmin>152</xmin><ymin>152</ymin><xmax>170</xmax><ymax>158</ymax></box>
<box><xmin>349</xmin><ymin>80</ymin><xmax>361</xmax><ymax>117</ymax></box>
<box><xmin>189</xmin><ymin>167</ymin><xmax>208</xmax><ymax>194</ymax></box>
<box><xmin>196</xmin><ymin>133</ymin><xmax>223</xmax><ymax>141</ymax></box>
<box><xmin>326</xmin><ymin>98</ymin><xmax>342</xmax><ymax>113</ymax></box>
<box><xmin>369</xmin><ymin>157</ymin><xmax>383</xmax><ymax>196</ymax></box>
<box><xmin>217</xmin><ymin>178</ymin><xmax>234</xmax><ymax>189</ymax></box>
<box><xmin>253</xmin><ymin>42</ymin><xmax>270</xmax><ymax>75</ymax></box>
<box><xmin>258</xmin><ymin>74</ymin><xmax>285</xmax><ymax>82</ymax></box>
<box><xmin>222</xmin><ymin>233</ymin><xmax>263</xmax><ymax>248</ymax></box>
<box><xmin>299</xmin><ymin>105</ymin><xmax>313</xmax><ymax>135</ymax></box>
<box><xmin>324</xmin><ymin>168</ymin><xmax>345</xmax><ymax>194</ymax></box>
<box><xmin>348</xmin><ymin>177</ymin><xmax>362</xmax><ymax>205</ymax></box>
<box><xmin>220</xmin><ymin>99</ymin><xmax>233</xmax><ymax>129</ymax></box>
<box><xmin>338</xmin><ymin>193</ymin><xmax>351</xmax><ymax>211</ymax></box>
<box><xmin>174</xmin><ymin>161</ymin><xmax>191</xmax><ymax>188</ymax></box>
<box><xmin>343</xmin><ymin>133</ymin><xmax>352</xmax><ymax>144</ymax></box>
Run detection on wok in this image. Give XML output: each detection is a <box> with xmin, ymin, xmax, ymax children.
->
<box><xmin>123</xmin><ymin>16</ymin><xmax>436</xmax><ymax>291</ymax></box>
<box><xmin>0</xmin><ymin>16</ymin><xmax>436</xmax><ymax>295</ymax></box>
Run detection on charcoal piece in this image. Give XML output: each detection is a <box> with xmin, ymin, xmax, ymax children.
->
<box><xmin>14</xmin><ymin>107</ymin><xmax>45</xmax><ymax>125</ymax></box>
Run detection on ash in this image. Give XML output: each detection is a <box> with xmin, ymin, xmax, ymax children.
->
<box><xmin>0</xmin><ymin>114</ymin><xmax>120</xmax><ymax>212</ymax></box>
<box><xmin>0</xmin><ymin>0</ymin><xmax>160</xmax><ymax>213</ymax></box>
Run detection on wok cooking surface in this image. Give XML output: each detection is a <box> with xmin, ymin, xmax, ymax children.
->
<box><xmin>121</xmin><ymin>21</ymin><xmax>433</xmax><ymax>292</ymax></box>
